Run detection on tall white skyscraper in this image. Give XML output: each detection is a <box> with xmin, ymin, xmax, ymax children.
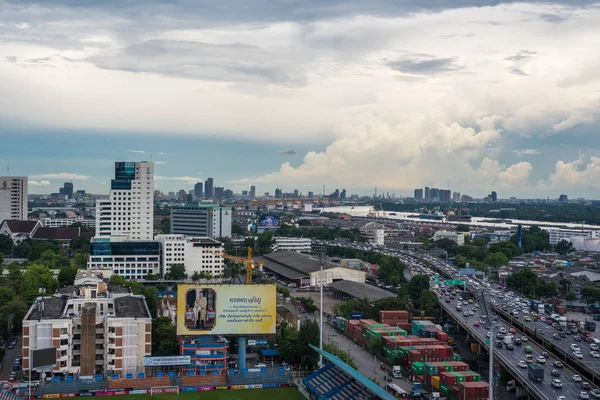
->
<box><xmin>96</xmin><ymin>162</ymin><xmax>154</xmax><ymax>240</ymax></box>
<box><xmin>0</xmin><ymin>176</ymin><xmax>28</xmax><ymax>222</ymax></box>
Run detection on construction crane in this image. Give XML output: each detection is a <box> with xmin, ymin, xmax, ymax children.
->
<box><xmin>204</xmin><ymin>247</ymin><xmax>263</xmax><ymax>284</ymax></box>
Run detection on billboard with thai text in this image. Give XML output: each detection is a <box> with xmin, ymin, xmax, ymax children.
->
<box><xmin>176</xmin><ymin>284</ymin><xmax>277</xmax><ymax>335</ymax></box>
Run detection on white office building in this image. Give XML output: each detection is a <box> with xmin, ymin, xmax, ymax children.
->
<box><xmin>0</xmin><ymin>176</ymin><xmax>28</xmax><ymax>223</ymax></box>
<box><xmin>170</xmin><ymin>203</ymin><xmax>232</xmax><ymax>238</ymax></box>
<box><xmin>156</xmin><ymin>234</ymin><xmax>225</xmax><ymax>277</ymax></box>
<box><xmin>40</xmin><ymin>217</ymin><xmax>96</xmax><ymax>228</ymax></box>
<box><xmin>546</xmin><ymin>228</ymin><xmax>600</xmax><ymax>245</ymax></box>
<box><xmin>273</xmin><ymin>237</ymin><xmax>312</xmax><ymax>253</ymax></box>
<box><xmin>88</xmin><ymin>236</ymin><xmax>160</xmax><ymax>280</ymax></box>
<box><xmin>96</xmin><ymin>162</ymin><xmax>154</xmax><ymax>240</ymax></box>
<box><xmin>433</xmin><ymin>230</ymin><xmax>465</xmax><ymax>246</ymax></box>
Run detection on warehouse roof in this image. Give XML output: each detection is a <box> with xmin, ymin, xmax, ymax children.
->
<box><xmin>328</xmin><ymin>280</ymin><xmax>397</xmax><ymax>303</ymax></box>
<box><xmin>263</xmin><ymin>251</ymin><xmax>337</xmax><ymax>275</ymax></box>
<box><xmin>114</xmin><ymin>296</ymin><xmax>150</xmax><ymax>318</ymax></box>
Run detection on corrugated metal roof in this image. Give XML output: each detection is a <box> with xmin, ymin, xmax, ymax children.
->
<box><xmin>328</xmin><ymin>280</ymin><xmax>397</xmax><ymax>303</ymax></box>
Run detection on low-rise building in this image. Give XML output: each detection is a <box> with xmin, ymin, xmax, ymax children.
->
<box><xmin>0</xmin><ymin>219</ymin><xmax>41</xmax><ymax>244</ymax></box>
<box><xmin>433</xmin><ymin>230</ymin><xmax>465</xmax><ymax>246</ymax></box>
<box><xmin>22</xmin><ymin>270</ymin><xmax>151</xmax><ymax>378</ymax></box>
<box><xmin>272</xmin><ymin>237</ymin><xmax>312</xmax><ymax>253</ymax></box>
<box><xmin>156</xmin><ymin>234</ymin><xmax>224</xmax><ymax>277</ymax></box>
<box><xmin>88</xmin><ymin>236</ymin><xmax>160</xmax><ymax>279</ymax></box>
<box><xmin>547</xmin><ymin>228</ymin><xmax>600</xmax><ymax>245</ymax></box>
<box><xmin>40</xmin><ymin>217</ymin><xmax>96</xmax><ymax>229</ymax></box>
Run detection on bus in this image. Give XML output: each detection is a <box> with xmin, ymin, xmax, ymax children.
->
<box><xmin>386</xmin><ymin>383</ymin><xmax>408</xmax><ymax>398</ymax></box>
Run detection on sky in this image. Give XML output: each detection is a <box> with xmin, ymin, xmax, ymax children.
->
<box><xmin>2</xmin><ymin>0</ymin><xmax>600</xmax><ymax>198</ymax></box>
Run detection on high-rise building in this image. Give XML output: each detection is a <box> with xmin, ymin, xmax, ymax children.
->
<box><xmin>275</xmin><ymin>188</ymin><xmax>282</xmax><ymax>199</ymax></box>
<box><xmin>22</xmin><ymin>270</ymin><xmax>151</xmax><ymax>378</ymax></box>
<box><xmin>170</xmin><ymin>203</ymin><xmax>232</xmax><ymax>238</ymax></box>
<box><xmin>95</xmin><ymin>161</ymin><xmax>154</xmax><ymax>240</ymax></box>
<box><xmin>308</xmin><ymin>191</ymin><xmax>314</xmax><ymax>199</ymax></box>
<box><xmin>0</xmin><ymin>176</ymin><xmax>28</xmax><ymax>222</ymax></box>
<box><xmin>340</xmin><ymin>189</ymin><xmax>347</xmax><ymax>200</ymax></box>
<box><xmin>88</xmin><ymin>237</ymin><xmax>160</xmax><ymax>279</ymax></box>
<box><xmin>293</xmin><ymin>189</ymin><xmax>299</xmax><ymax>198</ymax></box>
<box><xmin>224</xmin><ymin>189</ymin><xmax>233</xmax><ymax>199</ymax></box>
<box><xmin>430</xmin><ymin>188</ymin><xmax>440</xmax><ymax>202</ymax></box>
<box><xmin>424</xmin><ymin>187</ymin><xmax>430</xmax><ymax>201</ymax></box>
<box><xmin>58</xmin><ymin>182</ymin><xmax>74</xmax><ymax>199</ymax></box>
<box><xmin>204</xmin><ymin>178</ymin><xmax>214</xmax><ymax>199</ymax></box>
<box><xmin>559</xmin><ymin>194</ymin><xmax>568</xmax><ymax>203</ymax></box>
<box><xmin>488</xmin><ymin>191</ymin><xmax>498</xmax><ymax>202</ymax></box>
<box><xmin>178</xmin><ymin>189</ymin><xmax>186</xmax><ymax>201</ymax></box>
<box><xmin>414</xmin><ymin>188</ymin><xmax>423</xmax><ymax>201</ymax></box>
<box><xmin>194</xmin><ymin>182</ymin><xmax>203</xmax><ymax>199</ymax></box>
<box><xmin>249</xmin><ymin>185</ymin><xmax>256</xmax><ymax>199</ymax></box>
<box><xmin>453</xmin><ymin>191</ymin><xmax>461</xmax><ymax>202</ymax></box>
<box><xmin>439</xmin><ymin>189</ymin><xmax>451</xmax><ymax>203</ymax></box>
<box><xmin>214</xmin><ymin>186</ymin><xmax>224</xmax><ymax>199</ymax></box>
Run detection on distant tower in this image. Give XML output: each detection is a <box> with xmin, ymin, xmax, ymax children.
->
<box><xmin>517</xmin><ymin>224</ymin><xmax>523</xmax><ymax>248</ymax></box>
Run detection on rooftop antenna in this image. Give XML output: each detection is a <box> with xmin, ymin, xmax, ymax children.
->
<box><xmin>6</xmin><ymin>161</ymin><xmax>9</xmax><ymax>176</ymax></box>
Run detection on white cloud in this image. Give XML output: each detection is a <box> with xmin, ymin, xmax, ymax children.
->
<box><xmin>550</xmin><ymin>113</ymin><xmax>596</xmax><ymax>132</ymax></box>
<box><xmin>155</xmin><ymin>176</ymin><xmax>202</xmax><ymax>184</ymax></box>
<box><xmin>513</xmin><ymin>149</ymin><xmax>541</xmax><ymax>157</ymax></box>
<box><xmin>158</xmin><ymin>152</ymin><xmax>166</xmax><ymax>155</ymax></box>
<box><xmin>29</xmin><ymin>180</ymin><xmax>51</xmax><ymax>186</ymax></box>
<box><xmin>538</xmin><ymin>156</ymin><xmax>600</xmax><ymax>191</ymax></box>
<box><xmin>154</xmin><ymin>161</ymin><xmax>167</xmax><ymax>165</ymax></box>
<box><xmin>126</xmin><ymin>150</ymin><xmax>145</xmax><ymax>153</ymax></box>
<box><xmin>31</xmin><ymin>172</ymin><xmax>91</xmax><ymax>180</ymax></box>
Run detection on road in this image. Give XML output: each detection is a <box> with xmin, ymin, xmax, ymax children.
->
<box><xmin>0</xmin><ymin>336</ymin><xmax>22</xmax><ymax>385</ymax></box>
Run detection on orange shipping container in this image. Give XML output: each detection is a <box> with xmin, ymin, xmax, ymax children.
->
<box><xmin>431</xmin><ymin>376</ymin><xmax>440</xmax><ymax>390</ymax></box>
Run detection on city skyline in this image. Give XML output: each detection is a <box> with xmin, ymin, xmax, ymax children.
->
<box><xmin>3</xmin><ymin>1</ymin><xmax>600</xmax><ymax>197</ymax></box>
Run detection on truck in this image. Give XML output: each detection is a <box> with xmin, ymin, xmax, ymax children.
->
<box><xmin>392</xmin><ymin>365</ymin><xmax>402</xmax><ymax>378</ymax></box>
<box><xmin>503</xmin><ymin>335</ymin><xmax>514</xmax><ymax>346</ymax></box>
<box><xmin>528</xmin><ymin>364</ymin><xmax>544</xmax><ymax>382</ymax></box>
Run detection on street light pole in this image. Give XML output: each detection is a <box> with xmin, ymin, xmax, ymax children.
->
<box><xmin>319</xmin><ymin>253</ymin><xmax>324</xmax><ymax>367</ymax></box>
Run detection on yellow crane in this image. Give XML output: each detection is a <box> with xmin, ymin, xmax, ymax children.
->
<box><xmin>204</xmin><ymin>247</ymin><xmax>264</xmax><ymax>284</ymax></box>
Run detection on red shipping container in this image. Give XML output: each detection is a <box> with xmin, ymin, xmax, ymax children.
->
<box><xmin>437</xmin><ymin>332</ymin><xmax>448</xmax><ymax>343</ymax></box>
<box><xmin>458</xmin><ymin>381</ymin><xmax>489</xmax><ymax>400</ymax></box>
<box><xmin>408</xmin><ymin>350</ymin><xmax>422</xmax><ymax>362</ymax></box>
<box><xmin>359</xmin><ymin>319</ymin><xmax>378</xmax><ymax>328</ymax></box>
<box><xmin>346</xmin><ymin>319</ymin><xmax>359</xmax><ymax>334</ymax></box>
<box><xmin>440</xmin><ymin>372</ymin><xmax>457</xmax><ymax>386</ymax></box>
<box><xmin>398</xmin><ymin>322</ymin><xmax>412</xmax><ymax>331</ymax></box>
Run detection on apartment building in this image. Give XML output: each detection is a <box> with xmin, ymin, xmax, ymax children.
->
<box><xmin>96</xmin><ymin>162</ymin><xmax>154</xmax><ymax>240</ymax></box>
<box><xmin>547</xmin><ymin>228</ymin><xmax>600</xmax><ymax>245</ymax></box>
<box><xmin>0</xmin><ymin>176</ymin><xmax>28</xmax><ymax>223</ymax></box>
<box><xmin>170</xmin><ymin>203</ymin><xmax>232</xmax><ymax>238</ymax></box>
<box><xmin>22</xmin><ymin>271</ymin><xmax>151</xmax><ymax>378</ymax></box>
<box><xmin>433</xmin><ymin>230</ymin><xmax>466</xmax><ymax>246</ymax></box>
<box><xmin>88</xmin><ymin>236</ymin><xmax>160</xmax><ymax>279</ymax></box>
<box><xmin>272</xmin><ymin>237</ymin><xmax>312</xmax><ymax>253</ymax></box>
<box><xmin>156</xmin><ymin>234</ymin><xmax>224</xmax><ymax>277</ymax></box>
<box><xmin>40</xmin><ymin>217</ymin><xmax>96</xmax><ymax>229</ymax></box>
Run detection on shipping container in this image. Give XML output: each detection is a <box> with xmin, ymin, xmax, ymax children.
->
<box><xmin>431</xmin><ymin>376</ymin><xmax>440</xmax><ymax>390</ymax></box>
<box><xmin>440</xmin><ymin>372</ymin><xmax>457</xmax><ymax>386</ymax></box>
<box><xmin>458</xmin><ymin>381</ymin><xmax>489</xmax><ymax>400</ymax></box>
<box><xmin>359</xmin><ymin>319</ymin><xmax>378</xmax><ymax>328</ymax></box>
<box><xmin>440</xmin><ymin>382</ymin><xmax>451</xmax><ymax>395</ymax></box>
<box><xmin>412</xmin><ymin>361</ymin><xmax>425</xmax><ymax>375</ymax></box>
<box><xmin>453</xmin><ymin>353</ymin><xmax>461</xmax><ymax>361</ymax></box>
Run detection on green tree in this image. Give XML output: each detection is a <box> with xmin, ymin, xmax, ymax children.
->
<box><xmin>298</xmin><ymin>320</ymin><xmax>320</xmax><ymax>370</ymax></box>
<box><xmin>432</xmin><ymin>238</ymin><xmax>459</xmax><ymax>256</ymax></box>
<box><xmin>483</xmin><ymin>252</ymin><xmax>509</xmax><ymax>268</ymax></box>
<box><xmin>69</xmin><ymin>236</ymin><xmax>91</xmax><ymax>254</ymax></box>
<box><xmin>58</xmin><ymin>264</ymin><xmax>80</xmax><ymax>286</ymax></box>
<box><xmin>554</xmin><ymin>240</ymin><xmax>575</xmax><ymax>255</ymax></box>
<box><xmin>455</xmin><ymin>224</ymin><xmax>470</xmax><ymax>232</ymax></box>
<box><xmin>506</xmin><ymin>268</ymin><xmax>539</xmax><ymax>297</ymax></box>
<box><xmin>72</xmin><ymin>253</ymin><xmax>89</xmax><ymax>267</ymax></box>
<box><xmin>581</xmin><ymin>286</ymin><xmax>600</xmax><ymax>307</ymax></box>
<box><xmin>0</xmin><ymin>287</ymin><xmax>15</xmax><ymax>306</ymax></box>
<box><xmin>565</xmin><ymin>291</ymin><xmax>577</xmax><ymax>311</ymax></box>
<box><xmin>152</xmin><ymin>317</ymin><xmax>178</xmax><ymax>355</ymax></box>
<box><xmin>0</xmin><ymin>234</ymin><xmax>14</xmax><ymax>256</ymax></box>
<box><xmin>20</xmin><ymin>264</ymin><xmax>59</xmax><ymax>302</ymax></box>
<box><xmin>407</xmin><ymin>274</ymin><xmax>430</xmax><ymax>299</ymax></box>
<box><xmin>366</xmin><ymin>336</ymin><xmax>382</xmax><ymax>356</ymax></box>
<box><xmin>511</xmin><ymin>226</ymin><xmax>551</xmax><ymax>253</ymax></box>
<box><xmin>165</xmin><ymin>264</ymin><xmax>187</xmax><ymax>280</ymax></box>
<box><xmin>276</xmin><ymin>322</ymin><xmax>301</xmax><ymax>366</ymax></box>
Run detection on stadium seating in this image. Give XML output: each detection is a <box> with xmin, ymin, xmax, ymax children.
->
<box><xmin>303</xmin><ymin>364</ymin><xmax>373</xmax><ymax>400</ymax></box>
<box><xmin>108</xmin><ymin>377</ymin><xmax>170</xmax><ymax>389</ymax></box>
<box><xmin>181</xmin><ymin>374</ymin><xmax>227</xmax><ymax>387</ymax></box>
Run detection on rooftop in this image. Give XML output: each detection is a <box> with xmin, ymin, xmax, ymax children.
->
<box><xmin>1</xmin><ymin>219</ymin><xmax>39</xmax><ymax>234</ymax></box>
<box><xmin>263</xmin><ymin>251</ymin><xmax>337</xmax><ymax>275</ymax></box>
<box><xmin>328</xmin><ymin>280</ymin><xmax>397</xmax><ymax>303</ymax></box>
<box><xmin>32</xmin><ymin>227</ymin><xmax>83</xmax><ymax>241</ymax></box>
<box><xmin>26</xmin><ymin>296</ymin><xmax>68</xmax><ymax>320</ymax></box>
<box><xmin>571</xmin><ymin>270</ymin><xmax>600</xmax><ymax>283</ymax></box>
<box><xmin>114</xmin><ymin>296</ymin><xmax>150</xmax><ymax>318</ymax></box>
<box><xmin>108</xmin><ymin>284</ymin><xmax>131</xmax><ymax>294</ymax></box>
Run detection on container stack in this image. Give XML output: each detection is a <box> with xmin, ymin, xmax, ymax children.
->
<box><xmin>380</xmin><ymin>310</ymin><xmax>409</xmax><ymax>326</ymax></box>
<box><xmin>458</xmin><ymin>382</ymin><xmax>489</xmax><ymax>400</ymax></box>
<box><xmin>333</xmin><ymin>316</ymin><xmax>347</xmax><ymax>332</ymax></box>
<box><xmin>346</xmin><ymin>319</ymin><xmax>360</xmax><ymax>342</ymax></box>
<box><xmin>422</xmin><ymin>362</ymin><xmax>471</xmax><ymax>392</ymax></box>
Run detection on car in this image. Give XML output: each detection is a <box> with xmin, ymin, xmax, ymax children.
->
<box><xmin>592</xmin><ymin>344</ymin><xmax>599</xmax><ymax>351</ymax></box>
<box><xmin>445</xmin><ymin>299</ymin><xmax>451</xmax><ymax>303</ymax></box>
<box><xmin>521</xmin><ymin>336</ymin><xmax>528</xmax><ymax>342</ymax></box>
<box><xmin>524</xmin><ymin>346</ymin><xmax>533</xmax><ymax>354</ymax></box>
<box><xmin>496</xmin><ymin>340</ymin><xmax>504</xmax><ymax>348</ymax></box>
<box><xmin>531</xmin><ymin>312</ymin><xmax>538</xmax><ymax>317</ymax></box>
<box><xmin>463</xmin><ymin>311</ymin><xmax>470</xmax><ymax>317</ymax></box>
<box><xmin>552</xmin><ymin>370</ymin><xmax>561</xmax><ymax>377</ymax></box>
<box><xmin>573</xmin><ymin>375</ymin><xmax>583</xmax><ymax>382</ymax></box>
<box><xmin>254</xmin><ymin>363</ymin><xmax>267</xmax><ymax>368</ymax></box>
<box><xmin>536</xmin><ymin>356</ymin><xmax>547</xmax><ymax>364</ymax></box>
<box><xmin>554</xmin><ymin>361</ymin><xmax>564</xmax><ymax>368</ymax></box>
<box><xmin>560</xmin><ymin>331</ymin><xmax>566</xmax><ymax>338</ymax></box>
<box><xmin>518</xmin><ymin>360</ymin><xmax>527</xmax><ymax>368</ymax></box>
<box><xmin>539</xmin><ymin>330</ymin><xmax>545</xmax><ymax>336</ymax></box>
<box><xmin>557</xmin><ymin>397</ymin><xmax>567</xmax><ymax>400</ymax></box>
<box><xmin>524</xmin><ymin>316</ymin><xmax>532</xmax><ymax>322</ymax></box>
<box><xmin>497</xmin><ymin>333</ymin><xmax>505</xmax><ymax>339</ymax></box>
<box><xmin>581</xmin><ymin>392</ymin><xmax>591</xmax><ymax>400</ymax></box>
<box><xmin>472</xmin><ymin>307</ymin><xmax>478</xmax><ymax>311</ymax></box>
<box><xmin>12</xmin><ymin>364</ymin><xmax>20</xmax><ymax>371</ymax></box>
<box><xmin>540</xmin><ymin>316</ymin><xmax>546</xmax><ymax>322</ymax></box>
<box><xmin>473</xmin><ymin>321</ymin><xmax>480</xmax><ymax>327</ymax></box>
<box><xmin>590</xmin><ymin>389</ymin><xmax>600</xmax><ymax>399</ymax></box>
<box><xmin>574</xmin><ymin>336</ymin><xmax>583</xmax><ymax>342</ymax></box>
<box><xmin>552</xmin><ymin>379</ymin><xmax>563</xmax><ymax>388</ymax></box>
<box><xmin>7</xmin><ymin>343</ymin><xmax>14</xmax><ymax>349</ymax></box>
<box><xmin>486</xmin><ymin>332</ymin><xmax>491</xmax><ymax>338</ymax></box>
<box><xmin>8</xmin><ymin>372</ymin><xmax>16</xmax><ymax>381</ymax></box>
<box><xmin>591</xmin><ymin>351</ymin><xmax>600</xmax><ymax>358</ymax></box>
<box><xmin>506</xmin><ymin>344</ymin><xmax>515</xmax><ymax>351</ymax></box>
<box><xmin>525</xmin><ymin>355</ymin><xmax>534</xmax><ymax>363</ymax></box>
<box><xmin>510</xmin><ymin>328</ymin><xmax>516</xmax><ymax>334</ymax></box>
<box><xmin>515</xmin><ymin>338</ymin><xmax>522</xmax><ymax>346</ymax></box>
<box><xmin>469</xmin><ymin>310</ymin><xmax>474</xmax><ymax>316</ymax></box>
<box><xmin>572</xmin><ymin>344</ymin><xmax>581</xmax><ymax>351</ymax></box>
<box><xmin>574</xmin><ymin>352</ymin><xmax>584</xmax><ymax>359</ymax></box>
<box><xmin>554</xmin><ymin>334</ymin><xmax>562</xmax><ymax>340</ymax></box>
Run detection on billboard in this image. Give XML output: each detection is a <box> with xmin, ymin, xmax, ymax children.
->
<box><xmin>177</xmin><ymin>284</ymin><xmax>277</xmax><ymax>336</ymax></box>
<box><xmin>143</xmin><ymin>356</ymin><xmax>190</xmax><ymax>367</ymax></box>
<box><xmin>32</xmin><ymin>347</ymin><xmax>57</xmax><ymax>369</ymax></box>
